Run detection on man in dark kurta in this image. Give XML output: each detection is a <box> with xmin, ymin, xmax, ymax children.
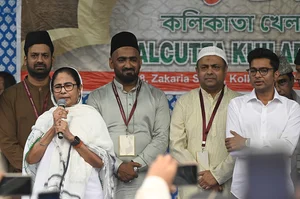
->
<box><xmin>0</xmin><ymin>31</ymin><xmax>54</xmax><ymax>172</ymax></box>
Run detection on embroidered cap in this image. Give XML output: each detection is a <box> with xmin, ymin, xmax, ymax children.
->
<box><xmin>197</xmin><ymin>46</ymin><xmax>228</xmax><ymax>65</ymax></box>
<box><xmin>278</xmin><ymin>54</ymin><xmax>293</xmax><ymax>75</ymax></box>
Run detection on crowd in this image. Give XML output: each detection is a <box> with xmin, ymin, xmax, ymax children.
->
<box><xmin>0</xmin><ymin>30</ymin><xmax>300</xmax><ymax>199</ymax></box>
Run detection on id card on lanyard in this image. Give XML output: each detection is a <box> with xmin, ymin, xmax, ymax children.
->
<box><xmin>119</xmin><ymin>135</ymin><xmax>135</xmax><ymax>156</ymax></box>
<box><xmin>197</xmin><ymin>87</ymin><xmax>224</xmax><ymax>170</ymax></box>
<box><xmin>112</xmin><ymin>80</ymin><xmax>142</xmax><ymax>156</ymax></box>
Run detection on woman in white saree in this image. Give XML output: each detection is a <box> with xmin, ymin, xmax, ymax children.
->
<box><xmin>22</xmin><ymin>67</ymin><xmax>115</xmax><ymax>199</ymax></box>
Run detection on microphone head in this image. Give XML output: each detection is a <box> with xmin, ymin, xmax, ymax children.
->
<box><xmin>57</xmin><ymin>99</ymin><xmax>66</xmax><ymax>108</ymax></box>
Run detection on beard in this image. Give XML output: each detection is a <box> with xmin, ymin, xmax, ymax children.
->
<box><xmin>114</xmin><ymin>68</ymin><xmax>139</xmax><ymax>84</ymax></box>
<box><xmin>27</xmin><ymin>62</ymin><xmax>52</xmax><ymax>80</ymax></box>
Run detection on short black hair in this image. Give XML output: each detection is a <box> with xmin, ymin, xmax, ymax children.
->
<box><xmin>247</xmin><ymin>48</ymin><xmax>279</xmax><ymax>71</ymax></box>
<box><xmin>0</xmin><ymin>71</ymin><xmax>16</xmax><ymax>89</ymax></box>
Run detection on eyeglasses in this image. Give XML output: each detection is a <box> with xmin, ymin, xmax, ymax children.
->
<box><xmin>246</xmin><ymin>67</ymin><xmax>273</xmax><ymax>76</ymax></box>
<box><xmin>276</xmin><ymin>79</ymin><xmax>289</xmax><ymax>87</ymax></box>
<box><xmin>53</xmin><ymin>82</ymin><xmax>77</xmax><ymax>93</ymax></box>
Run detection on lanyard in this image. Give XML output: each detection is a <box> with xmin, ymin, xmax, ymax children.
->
<box><xmin>23</xmin><ymin>80</ymin><xmax>50</xmax><ymax>119</ymax></box>
<box><xmin>199</xmin><ymin>86</ymin><xmax>224</xmax><ymax>148</ymax></box>
<box><xmin>112</xmin><ymin>80</ymin><xmax>142</xmax><ymax>131</ymax></box>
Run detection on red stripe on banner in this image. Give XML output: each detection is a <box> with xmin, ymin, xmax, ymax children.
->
<box><xmin>21</xmin><ymin>71</ymin><xmax>300</xmax><ymax>92</ymax></box>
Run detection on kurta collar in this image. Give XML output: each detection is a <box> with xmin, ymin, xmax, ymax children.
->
<box><xmin>113</xmin><ymin>78</ymin><xmax>141</xmax><ymax>93</ymax></box>
<box><xmin>200</xmin><ymin>85</ymin><xmax>227</xmax><ymax>100</ymax></box>
<box><xmin>24</xmin><ymin>75</ymin><xmax>51</xmax><ymax>90</ymax></box>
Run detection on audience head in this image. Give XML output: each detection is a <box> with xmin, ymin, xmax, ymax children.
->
<box><xmin>0</xmin><ymin>71</ymin><xmax>16</xmax><ymax>95</ymax></box>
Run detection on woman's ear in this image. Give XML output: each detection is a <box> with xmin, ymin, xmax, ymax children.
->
<box><xmin>77</xmin><ymin>85</ymin><xmax>83</xmax><ymax>94</ymax></box>
<box><xmin>77</xmin><ymin>85</ymin><xmax>83</xmax><ymax>102</ymax></box>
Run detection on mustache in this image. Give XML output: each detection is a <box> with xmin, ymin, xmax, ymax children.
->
<box><xmin>122</xmin><ymin>68</ymin><xmax>135</xmax><ymax>72</ymax></box>
<box><xmin>34</xmin><ymin>63</ymin><xmax>46</xmax><ymax>68</ymax></box>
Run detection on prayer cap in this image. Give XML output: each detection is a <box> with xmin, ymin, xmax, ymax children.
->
<box><xmin>110</xmin><ymin>31</ymin><xmax>140</xmax><ymax>56</ymax></box>
<box><xmin>24</xmin><ymin>30</ymin><xmax>54</xmax><ymax>55</ymax></box>
<box><xmin>197</xmin><ymin>46</ymin><xmax>228</xmax><ymax>65</ymax></box>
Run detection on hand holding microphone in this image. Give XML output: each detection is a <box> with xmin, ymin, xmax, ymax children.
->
<box><xmin>56</xmin><ymin>99</ymin><xmax>67</xmax><ymax>139</ymax></box>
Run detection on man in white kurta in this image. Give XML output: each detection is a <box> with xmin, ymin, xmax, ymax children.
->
<box><xmin>170</xmin><ymin>46</ymin><xmax>240</xmax><ymax>199</ymax></box>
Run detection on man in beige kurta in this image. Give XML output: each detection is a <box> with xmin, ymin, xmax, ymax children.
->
<box><xmin>170</xmin><ymin>46</ymin><xmax>240</xmax><ymax>199</ymax></box>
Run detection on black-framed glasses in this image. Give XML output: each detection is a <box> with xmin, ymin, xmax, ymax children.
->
<box><xmin>246</xmin><ymin>67</ymin><xmax>273</xmax><ymax>76</ymax></box>
<box><xmin>53</xmin><ymin>82</ymin><xmax>77</xmax><ymax>93</ymax></box>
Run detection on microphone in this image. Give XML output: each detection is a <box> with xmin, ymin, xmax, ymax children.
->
<box><xmin>57</xmin><ymin>99</ymin><xmax>66</xmax><ymax>139</ymax></box>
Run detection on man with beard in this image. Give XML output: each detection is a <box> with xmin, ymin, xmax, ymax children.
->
<box><xmin>0</xmin><ymin>31</ymin><xmax>54</xmax><ymax>172</ymax></box>
<box><xmin>87</xmin><ymin>31</ymin><xmax>170</xmax><ymax>199</ymax></box>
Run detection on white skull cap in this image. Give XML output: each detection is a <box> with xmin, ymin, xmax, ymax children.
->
<box><xmin>197</xmin><ymin>46</ymin><xmax>228</xmax><ymax>65</ymax></box>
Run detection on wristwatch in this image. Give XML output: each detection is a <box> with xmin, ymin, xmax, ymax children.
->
<box><xmin>71</xmin><ymin>136</ymin><xmax>81</xmax><ymax>146</ymax></box>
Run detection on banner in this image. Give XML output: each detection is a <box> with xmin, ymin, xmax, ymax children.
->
<box><xmin>15</xmin><ymin>0</ymin><xmax>300</xmax><ymax>93</ymax></box>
